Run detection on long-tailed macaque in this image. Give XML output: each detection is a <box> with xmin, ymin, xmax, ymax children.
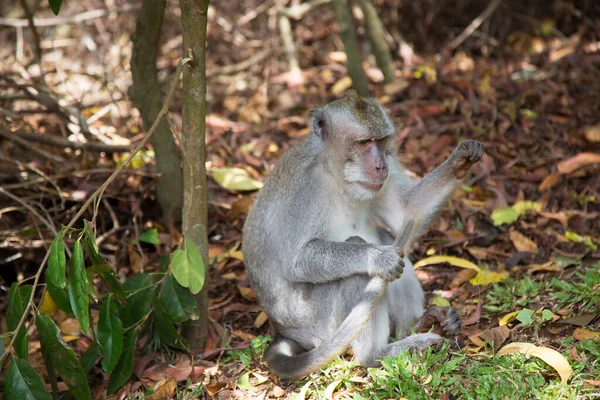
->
<box><xmin>242</xmin><ymin>92</ymin><xmax>483</xmax><ymax>379</ymax></box>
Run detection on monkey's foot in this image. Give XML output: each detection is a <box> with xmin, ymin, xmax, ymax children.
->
<box><xmin>452</xmin><ymin>140</ymin><xmax>484</xmax><ymax>179</ymax></box>
<box><xmin>416</xmin><ymin>306</ymin><xmax>463</xmax><ymax>337</ymax></box>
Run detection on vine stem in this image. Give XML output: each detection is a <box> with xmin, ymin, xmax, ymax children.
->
<box><xmin>0</xmin><ymin>59</ymin><xmax>186</xmax><ymax>363</ymax></box>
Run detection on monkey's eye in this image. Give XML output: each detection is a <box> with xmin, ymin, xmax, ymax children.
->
<box><xmin>357</xmin><ymin>139</ymin><xmax>371</xmax><ymax>145</ymax></box>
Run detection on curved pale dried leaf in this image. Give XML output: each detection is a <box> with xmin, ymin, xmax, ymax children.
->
<box><xmin>212</xmin><ymin>167</ymin><xmax>263</xmax><ymax>192</ymax></box>
<box><xmin>414</xmin><ymin>255</ymin><xmax>481</xmax><ymax>272</ymax></box>
<box><xmin>557</xmin><ymin>152</ymin><xmax>600</xmax><ymax>174</ymax></box>
<box><xmin>498</xmin><ymin>342</ymin><xmax>573</xmax><ymax>383</ymax></box>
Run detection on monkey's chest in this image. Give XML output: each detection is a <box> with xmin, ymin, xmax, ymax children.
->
<box><xmin>327</xmin><ymin>209</ymin><xmax>381</xmax><ymax>244</ymax></box>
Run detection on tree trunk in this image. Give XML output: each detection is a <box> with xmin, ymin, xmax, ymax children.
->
<box><xmin>354</xmin><ymin>0</ymin><xmax>395</xmax><ymax>83</ymax></box>
<box><xmin>130</xmin><ymin>0</ymin><xmax>184</xmax><ymax>223</ymax></box>
<box><xmin>331</xmin><ymin>0</ymin><xmax>369</xmax><ymax>96</ymax></box>
<box><xmin>178</xmin><ymin>0</ymin><xmax>210</xmax><ymax>351</ymax></box>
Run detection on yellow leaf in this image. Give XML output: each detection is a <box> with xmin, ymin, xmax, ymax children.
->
<box><xmin>512</xmin><ymin>201</ymin><xmax>542</xmax><ymax>215</ymax></box>
<box><xmin>331</xmin><ymin>77</ymin><xmax>353</xmax><ymax>95</ymax></box>
<box><xmin>229</xmin><ymin>251</ymin><xmax>244</xmax><ymax>261</ymax></box>
<box><xmin>252</xmin><ymin>372</ymin><xmax>269</xmax><ymax>384</ymax></box>
<box><xmin>39</xmin><ymin>290</ymin><xmax>58</xmax><ymax>315</ymax></box>
<box><xmin>499</xmin><ymin>311</ymin><xmax>521</xmax><ymax>326</ymax></box>
<box><xmin>414</xmin><ymin>256</ymin><xmax>481</xmax><ymax>272</ymax></box>
<box><xmin>470</xmin><ymin>268</ymin><xmax>508</xmax><ymax>286</ymax></box>
<box><xmin>572</xmin><ymin>328</ymin><xmax>600</xmax><ymax>341</ymax></box>
<box><xmin>498</xmin><ymin>342</ymin><xmax>573</xmax><ymax>383</ymax></box>
<box><xmin>431</xmin><ymin>295</ymin><xmax>451</xmax><ymax>307</ymax></box>
<box><xmin>212</xmin><ymin>167</ymin><xmax>263</xmax><ymax>192</ymax></box>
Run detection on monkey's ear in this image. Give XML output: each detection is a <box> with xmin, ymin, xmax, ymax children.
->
<box><xmin>311</xmin><ymin>108</ymin><xmax>327</xmax><ymax>140</ymax></box>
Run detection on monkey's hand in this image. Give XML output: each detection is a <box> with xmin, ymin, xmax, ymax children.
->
<box><xmin>369</xmin><ymin>246</ymin><xmax>405</xmax><ymax>282</ymax></box>
<box><xmin>450</xmin><ymin>140</ymin><xmax>484</xmax><ymax>179</ymax></box>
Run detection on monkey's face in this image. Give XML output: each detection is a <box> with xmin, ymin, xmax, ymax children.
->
<box><xmin>342</xmin><ymin>135</ymin><xmax>392</xmax><ymax>200</ymax></box>
<box><xmin>311</xmin><ymin>93</ymin><xmax>396</xmax><ymax>201</ymax></box>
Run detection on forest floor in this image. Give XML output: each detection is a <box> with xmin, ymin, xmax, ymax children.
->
<box><xmin>0</xmin><ymin>0</ymin><xmax>599</xmax><ymax>399</ymax></box>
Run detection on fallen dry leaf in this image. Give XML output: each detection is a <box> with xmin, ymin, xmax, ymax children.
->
<box><xmin>499</xmin><ymin>310</ymin><xmax>521</xmax><ymax>326</ymax></box>
<box><xmin>414</xmin><ymin>255</ymin><xmax>480</xmax><ymax>272</ymax></box>
<box><xmin>254</xmin><ymin>311</ymin><xmax>268</xmax><ymax>328</ymax></box>
<box><xmin>449</xmin><ymin>269</ymin><xmax>478</xmax><ymax>289</ymax></box>
<box><xmin>470</xmin><ymin>267</ymin><xmax>508</xmax><ymax>286</ymax></box>
<box><xmin>557</xmin><ymin>152</ymin><xmax>600</xmax><ymax>174</ymax></box>
<box><xmin>538</xmin><ymin>174</ymin><xmax>561</xmax><ymax>191</ymax></box>
<box><xmin>583</xmin><ymin>124</ymin><xmax>600</xmax><ymax>143</ymax></box>
<box><xmin>147</xmin><ymin>379</ymin><xmax>177</xmax><ymax>400</ymax></box>
<box><xmin>526</xmin><ymin>261</ymin><xmax>560</xmax><ymax>274</ymax></box>
<box><xmin>572</xmin><ymin>328</ymin><xmax>600</xmax><ymax>341</ymax></box>
<box><xmin>468</xmin><ymin>326</ymin><xmax>510</xmax><ymax>349</ymax></box>
<box><xmin>509</xmin><ymin>230</ymin><xmax>538</xmax><ymax>253</ymax></box>
<box><xmin>463</xmin><ymin>303</ymin><xmax>482</xmax><ymax>326</ymax></box>
<box><xmin>558</xmin><ymin>313</ymin><xmax>600</xmax><ymax>326</ymax></box>
<box><xmin>237</xmin><ymin>285</ymin><xmax>257</xmax><ymax>302</ymax></box>
<box><xmin>498</xmin><ymin>342</ymin><xmax>573</xmax><ymax>383</ymax></box>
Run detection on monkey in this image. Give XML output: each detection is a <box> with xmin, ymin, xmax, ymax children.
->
<box><xmin>242</xmin><ymin>92</ymin><xmax>483</xmax><ymax>380</ymax></box>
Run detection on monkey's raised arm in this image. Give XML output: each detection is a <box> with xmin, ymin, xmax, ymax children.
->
<box><xmin>401</xmin><ymin>140</ymin><xmax>484</xmax><ymax>237</ymax></box>
<box><xmin>288</xmin><ymin>239</ymin><xmax>404</xmax><ymax>284</ymax></box>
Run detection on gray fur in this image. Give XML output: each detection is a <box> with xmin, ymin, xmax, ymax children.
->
<box><xmin>243</xmin><ymin>94</ymin><xmax>483</xmax><ymax>379</ymax></box>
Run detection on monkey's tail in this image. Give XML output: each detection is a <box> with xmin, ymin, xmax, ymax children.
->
<box><xmin>265</xmin><ymin>276</ymin><xmax>387</xmax><ymax>380</ymax></box>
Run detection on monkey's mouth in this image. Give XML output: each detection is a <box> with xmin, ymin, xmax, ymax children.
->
<box><xmin>357</xmin><ymin>181</ymin><xmax>384</xmax><ymax>192</ymax></box>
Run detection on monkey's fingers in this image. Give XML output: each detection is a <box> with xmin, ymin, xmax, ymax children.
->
<box><xmin>440</xmin><ymin>307</ymin><xmax>463</xmax><ymax>337</ymax></box>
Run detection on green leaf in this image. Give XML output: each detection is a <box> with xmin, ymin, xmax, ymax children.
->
<box><xmin>0</xmin><ymin>338</ymin><xmax>4</xmax><ymax>372</ymax></box>
<box><xmin>212</xmin><ymin>167</ymin><xmax>263</xmax><ymax>191</ymax></box>
<box><xmin>4</xmin><ymin>358</ymin><xmax>52</xmax><ymax>400</ymax></box>
<box><xmin>40</xmin><ymin>330</ymin><xmax>59</xmax><ymax>397</ymax></box>
<box><xmin>98</xmin><ymin>297</ymin><xmax>123</xmax><ymax>374</ymax></box>
<box><xmin>541</xmin><ymin>309</ymin><xmax>554</xmax><ymax>321</ymax></box>
<box><xmin>80</xmin><ymin>340</ymin><xmax>100</xmax><ymax>374</ymax></box>
<box><xmin>68</xmin><ymin>239</ymin><xmax>89</xmax><ymax>333</ymax></box>
<box><xmin>7</xmin><ymin>283</ymin><xmax>33</xmax><ymax>359</ymax></box>
<box><xmin>107</xmin><ymin>328</ymin><xmax>137</xmax><ymax>394</ymax></box>
<box><xmin>35</xmin><ymin>314</ymin><xmax>92</xmax><ymax>400</ymax></box>
<box><xmin>47</xmin><ymin>230</ymin><xmax>66</xmax><ymax>288</ymax></box>
<box><xmin>82</xmin><ymin>220</ymin><xmax>104</xmax><ymax>265</ymax></box>
<box><xmin>237</xmin><ymin>372</ymin><xmax>254</xmax><ymax>390</ymax></box>
<box><xmin>47</xmin><ymin>0</ymin><xmax>63</xmax><ymax>15</ymax></box>
<box><xmin>160</xmin><ymin>274</ymin><xmax>199</xmax><ymax>324</ymax></box>
<box><xmin>138</xmin><ymin>228</ymin><xmax>161</xmax><ymax>245</ymax></box>
<box><xmin>516</xmin><ymin>308</ymin><xmax>534</xmax><ymax>325</ymax></box>
<box><xmin>45</xmin><ymin>283</ymin><xmax>73</xmax><ymax>314</ymax></box>
<box><xmin>431</xmin><ymin>295</ymin><xmax>451</xmax><ymax>308</ymax></box>
<box><xmin>152</xmin><ymin>295</ymin><xmax>188</xmax><ymax>350</ymax></box>
<box><xmin>171</xmin><ymin>237</ymin><xmax>205</xmax><ymax>294</ymax></box>
<box><xmin>123</xmin><ymin>273</ymin><xmax>154</xmax><ymax>327</ymax></box>
<box><xmin>491</xmin><ymin>207</ymin><xmax>519</xmax><ymax>226</ymax></box>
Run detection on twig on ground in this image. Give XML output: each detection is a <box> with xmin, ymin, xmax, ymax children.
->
<box><xmin>0</xmin><ymin>4</ymin><xmax>141</xmax><ymax>27</ymax></box>
<box><xmin>7</xmin><ymin>128</ymin><xmax>131</xmax><ymax>153</ymax></box>
<box><xmin>448</xmin><ymin>0</ymin><xmax>502</xmax><ymax>50</ymax></box>
<box><xmin>0</xmin><ymin>129</ymin><xmax>67</xmax><ymax>164</ymax></box>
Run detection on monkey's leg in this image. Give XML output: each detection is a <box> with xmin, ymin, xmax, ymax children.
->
<box><xmin>352</xmin><ymin>299</ymin><xmax>442</xmax><ymax>367</ymax></box>
<box><xmin>385</xmin><ymin>259</ymin><xmax>426</xmax><ymax>338</ymax></box>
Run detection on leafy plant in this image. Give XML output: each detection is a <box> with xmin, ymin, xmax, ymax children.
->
<box><xmin>1</xmin><ymin>225</ymin><xmax>205</xmax><ymax>398</ymax></box>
